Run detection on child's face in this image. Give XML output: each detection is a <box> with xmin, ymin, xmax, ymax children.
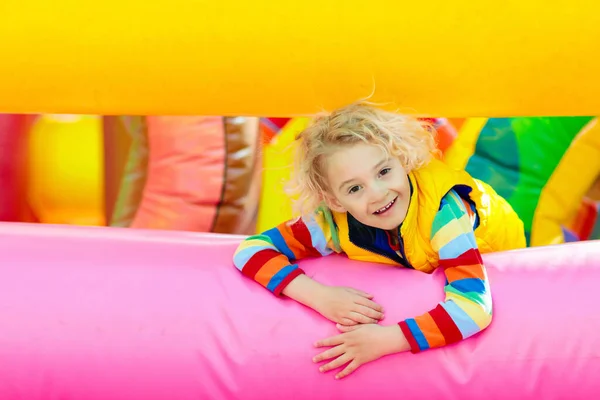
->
<box><xmin>324</xmin><ymin>142</ymin><xmax>411</xmax><ymax>231</ymax></box>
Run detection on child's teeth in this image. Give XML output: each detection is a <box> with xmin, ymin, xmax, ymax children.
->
<box><xmin>375</xmin><ymin>199</ymin><xmax>394</xmax><ymax>214</ymax></box>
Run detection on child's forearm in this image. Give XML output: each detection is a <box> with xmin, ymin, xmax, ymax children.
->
<box><xmin>282</xmin><ymin>274</ymin><xmax>325</xmax><ymax>309</ymax></box>
<box><xmin>284</xmin><ymin>275</ymin><xmax>386</xmax><ymax>327</ymax></box>
<box><xmin>384</xmin><ymin>324</ymin><xmax>411</xmax><ymax>354</ymax></box>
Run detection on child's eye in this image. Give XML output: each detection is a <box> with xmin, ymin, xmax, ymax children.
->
<box><xmin>379</xmin><ymin>168</ymin><xmax>391</xmax><ymax>176</ymax></box>
<box><xmin>348</xmin><ymin>185</ymin><xmax>360</xmax><ymax>194</ymax></box>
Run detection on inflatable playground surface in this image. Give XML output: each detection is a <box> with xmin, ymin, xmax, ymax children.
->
<box><xmin>0</xmin><ymin>1</ymin><xmax>599</xmax><ymax>398</ymax></box>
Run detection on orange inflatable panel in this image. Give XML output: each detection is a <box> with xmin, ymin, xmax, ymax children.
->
<box><xmin>130</xmin><ymin>116</ymin><xmax>260</xmax><ymax>234</ymax></box>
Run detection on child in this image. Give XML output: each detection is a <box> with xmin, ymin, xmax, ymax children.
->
<box><xmin>233</xmin><ymin>102</ymin><xmax>526</xmax><ymax>379</ymax></box>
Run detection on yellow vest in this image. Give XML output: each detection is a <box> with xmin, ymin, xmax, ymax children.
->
<box><xmin>329</xmin><ymin>159</ymin><xmax>526</xmax><ymax>273</ymax></box>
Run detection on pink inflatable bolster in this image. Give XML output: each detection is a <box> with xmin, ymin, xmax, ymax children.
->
<box><xmin>0</xmin><ymin>223</ymin><xmax>598</xmax><ymax>399</ymax></box>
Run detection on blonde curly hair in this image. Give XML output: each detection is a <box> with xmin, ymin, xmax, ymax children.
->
<box><xmin>286</xmin><ymin>101</ymin><xmax>439</xmax><ymax>216</ymax></box>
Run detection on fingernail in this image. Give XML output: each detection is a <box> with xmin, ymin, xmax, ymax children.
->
<box><xmin>319</xmin><ymin>367</ymin><xmax>324</xmax><ymax>372</ymax></box>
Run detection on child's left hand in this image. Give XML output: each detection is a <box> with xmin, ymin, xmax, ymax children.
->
<box><xmin>313</xmin><ymin>323</ymin><xmax>409</xmax><ymax>380</ymax></box>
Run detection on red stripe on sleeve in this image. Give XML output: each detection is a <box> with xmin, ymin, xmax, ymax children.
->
<box><xmin>438</xmin><ymin>248</ymin><xmax>483</xmax><ymax>268</ymax></box>
<box><xmin>289</xmin><ymin>218</ymin><xmax>321</xmax><ymax>257</ymax></box>
<box><xmin>398</xmin><ymin>321</ymin><xmax>421</xmax><ymax>354</ymax></box>
<box><xmin>242</xmin><ymin>249</ymin><xmax>282</xmax><ymax>280</ymax></box>
<box><xmin>429</xmin><ymin>304</ymin><xmax>463</xmax><ymax>345</ymax></box>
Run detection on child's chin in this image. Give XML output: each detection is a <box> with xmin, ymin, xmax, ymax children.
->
<box><xmin>370</xmin><ymin>218</ymin><xmax>402</xmax><ymax>231</ymax></box>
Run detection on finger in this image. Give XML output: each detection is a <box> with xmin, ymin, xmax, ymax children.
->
<box><xmin>353</xmin><ymin>304</ymin><xmax>384</xmax><ymax>320</ymax></box>
<box><xmin>348</xmin><ymin>311</ymin><xmax>378</xmax><ymax>325</ymax></box>
<box><xmin>313</xmin><ymin>345</ymin><xmax>345</xmax><ymax>363</ymax></box>
<box><xmin>346</xmin><ymin>288</ymin><xmax>374</xmax><ymax>299</ymax></box>
<box><xmin>355</xmin><ymin>296</ymin><xmax>384</xmax><ymax>313</ymax></box>
<box><xmin>336</xmin><ymin>323</ymin><xmax>360</xmax><ymax>332</ymax></box>
<box><xmin>336</xmin><ymin>359</ymin><xmax>361</xmax><ymax>379</ymax></box>
<box><xmin>320</xmin><ymin>353</ymin><xmax>352</xmax><ymax>373</ymax></box>
<box><xmin>314</xmin><ymin>334</ymin><xmax>345</xmax><ymax>348</ymax></box>
<box><xmin>339</xmin><ymin>318</ymin><xmax>357</xmax><ymax>326</ymax></box>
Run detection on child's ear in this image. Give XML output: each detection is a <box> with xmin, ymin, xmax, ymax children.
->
<box><xmin>323</xmin><ymin>193</ymin><xmax>346</xmax><ymax>213</ymax></box>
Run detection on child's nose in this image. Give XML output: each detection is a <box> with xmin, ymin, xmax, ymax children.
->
<box><xmin>369</xmin><ymin>182</ymin><xmax>388</xmax><ymax>201</ymax></box>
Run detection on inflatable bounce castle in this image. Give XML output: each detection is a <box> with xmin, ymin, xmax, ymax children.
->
<box><xmin>0</xmin><ymin>1</ymin><xmax>599</xmax><ymax>399</ymax></box>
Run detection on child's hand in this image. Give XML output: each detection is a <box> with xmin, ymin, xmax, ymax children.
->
<box><xmin>312</xmin><ymin>285</ymin><xmax>385</xmax><ymax>326</ymax></box>
<box><xmin>313</xmin><ymin>324</ymin><xmax>409</xmax><ymax>379</ymax></box>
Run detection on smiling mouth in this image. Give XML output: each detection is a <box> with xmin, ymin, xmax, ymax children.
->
<box><xmin>373</xmin><ymin>197</ymin><xmax>397</xmax><ymax>215</ymax></box>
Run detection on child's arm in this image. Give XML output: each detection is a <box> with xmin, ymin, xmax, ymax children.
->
<box><xmin>398</xmin><ymin>188</ymin><xmax>492</xmax><ymax>353</ymax></box>
<box><xmin>233</xmin><ymin>211</ymin><xmax>384</xmax><ymax>325</ymax></box>
<box><xmin>312</xmin><ymin>189</ymin><xmax>492</xmax><ymax>379</ymax></box>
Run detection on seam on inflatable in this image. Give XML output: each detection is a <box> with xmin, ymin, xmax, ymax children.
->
<box><xmin>211</xmin><ymin>118</ymin><xmax>229</xmax><ymax>232</ymax></box>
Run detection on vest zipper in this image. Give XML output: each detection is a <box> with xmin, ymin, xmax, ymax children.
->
<box><xmin>396</xmin><ymin>232</ymin><xmax>414</xmax><ymax>269</ymax></box>
<box><xmin>345</xmin><ymin>213</ymin><xmax>414</xmax><ymax>269</ymax></box>
<box><xmin>349</xmin><ymin>231</ymin><xmax>413</xmax><ymax>269</ymax></box>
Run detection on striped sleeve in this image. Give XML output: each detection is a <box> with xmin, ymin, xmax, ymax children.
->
<box><xmin>398</xmin><ymin>188</ymin><xmax>493</xmax><ymax>353</ymax></box>
<box><xmin>233</xmin><ymin>209</ymin><xmax>339</xmax><ymax>296</ymax></box>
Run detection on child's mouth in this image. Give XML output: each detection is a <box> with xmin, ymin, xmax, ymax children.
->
<box><xmin>373</xmin><ymin>197</ymin><xmax>397</xmax><ymax>215</ymax></box>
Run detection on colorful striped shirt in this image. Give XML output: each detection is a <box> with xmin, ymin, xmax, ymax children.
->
<box><xmin>233</xmin><ymin>188</ymin><xmax>492</xmax><ymax>353</ymax></box>
<box><xmin>398</xmin><ymin>189</ymin><xmax>491</xmax><ymax>353</ymax></box>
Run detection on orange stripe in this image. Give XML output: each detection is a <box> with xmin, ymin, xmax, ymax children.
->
<box><xmin>414</xmin><ymin>313</ymin><xmax>446</xmax><ymax>349</ymax></box>
<box><xmin>255</xmin><ymin>256</ymin><xmax>291</xmax><ymax>287</ymax></box>
<box><xmin>445</xmin><ymin>263</ymin><xmax>486</xmax><ymax>283</ymax></box>
<box><xmin>460</xmin><ymin>198</ymin><xmax>473</xmax><ymax>212</ymax></box>
<box><xmin>460</xmin><ymin>197</ymin><xmax>477</xmax><ymax>223</ymax></box>
<box><xmin>278</xmin><ymin>226</ymin><xmax>308</xmax><ymax>259</ymax></box>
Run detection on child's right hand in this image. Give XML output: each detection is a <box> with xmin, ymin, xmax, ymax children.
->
<box><xmin>312</xmin><ymin>285</ymin><xmax>385</xmax><ymax>326</ymax></box>
<box><xmin>282</xmin><ymin>274</ymin><xmax>384</xmax><ymax>325</ymax></box>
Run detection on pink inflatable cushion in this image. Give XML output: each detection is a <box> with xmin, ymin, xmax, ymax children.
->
<box><xmin>0</xmin><ymin>222</ymin><xmax>598</xmax><ymax>399</ymax></box>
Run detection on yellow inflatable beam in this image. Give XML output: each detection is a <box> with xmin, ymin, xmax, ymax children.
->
<box><xmin>1</xmin><ymin>1</ymin><xmax>600</xmax><ymax>117</ymax></box>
